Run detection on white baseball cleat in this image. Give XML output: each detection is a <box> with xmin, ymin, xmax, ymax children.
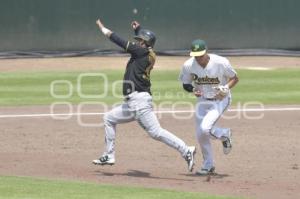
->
<box><xmin>185</xmin><ymin>146</ymin><xmax>196</xmax><ymax>172</ymax></box>
<box><xmin>93</xmin><ymin>155</ymin><xmax>115</xmax><ymax>166</ymax></box>
<box><xmin>196</xmin><ymin>166</ymin><xmax>215</xmax><ymax>176</ymax></box>
<box><xmin>222</xmin><ymin>130</ymin><xmax>232</xmax><ymax>155</ymax></box>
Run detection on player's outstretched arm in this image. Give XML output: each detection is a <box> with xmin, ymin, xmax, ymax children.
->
<box><xmin>96</xmin><ymin>19</ymin><xmax>112</xmax><ymax>37</ymax></box>
<box><xmin>96</xmin><ymin>18</ymin><xmax>129</xmax><ymax>50</ymax></box>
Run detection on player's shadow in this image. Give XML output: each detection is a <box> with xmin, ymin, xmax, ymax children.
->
<box><xmin>181</xmin><ymin>172</ymin><xmax>230</xmax><ymax>179</ymax></box>
<box><xmin>94</xmin><ymin>169</ymin><xmax>195</xmax><ymax>182</ymax></box>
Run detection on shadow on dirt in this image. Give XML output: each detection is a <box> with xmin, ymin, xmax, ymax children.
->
<box><xmin>181</xmin><ymin>172</ymin><xmax>231</xmax><ymax>179</ymax></box>
<box><xmin>94</xmin><ymin>169</ymin><xmax>195</xmax><ymax>182</ymax></box>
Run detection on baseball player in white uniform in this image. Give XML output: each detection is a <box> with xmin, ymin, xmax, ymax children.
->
<box><xmin>92</xmin><ymin>19</ymin><xmax>196</xmax><ymax>172</ymax></box>
<box><xmin>179</xmin><ymin>39</ymin><xmax>239</xmax><ymax>175</ymax></box>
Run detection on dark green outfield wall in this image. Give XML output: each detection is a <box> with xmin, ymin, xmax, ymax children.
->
<box><xmin>0</xmin><ymin>0</ymin><xmax>299</xmax><ymax>51</ymax></box>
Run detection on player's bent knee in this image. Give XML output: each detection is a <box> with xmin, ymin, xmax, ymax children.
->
<box><xmin>103</xmin><ymin>113</ymin><xmax>110</xmax><ymax>123</ymax></box>
<box><xmin>199</xmin><ymin>124</ymin><xmax>212</xmax><ymax>135</ymax></box>
<box><xmin>103</xmin><ymin>113</ymin><xmax>115</xmax><ymax>126</ymax></box>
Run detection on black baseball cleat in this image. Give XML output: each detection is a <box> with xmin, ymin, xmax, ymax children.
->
<box><xmin>92</xmin><ymin>155</ymin><xmax>115</xmax><ymax>166</ymax></box>
<box><xmin>185</xmin><ymin>146</ymin><xmax>196</xmax><ymax>172</ymax></box>
<box><xmin>196</xmin><ymin>166</ymin><xmax>216</xmax><ymax>176</ymax></box>
<box><xmin>222</xmin><ymin>130</ymin><xmax>232</xmax><ymax>155</ymax></box>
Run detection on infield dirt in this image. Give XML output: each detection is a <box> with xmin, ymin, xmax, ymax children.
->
<box><xmin>0</xmin><ymin>56</ymin><xmax>299</xmax><ymax>199</ymax></box>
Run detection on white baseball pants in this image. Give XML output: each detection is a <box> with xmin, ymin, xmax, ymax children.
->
<box><xmin>195</xmin><ymin>96</ymin><xmax>231</xmax><ymax>170</ymax></box>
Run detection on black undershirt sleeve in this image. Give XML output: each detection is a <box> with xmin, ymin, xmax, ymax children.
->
<box><xmin>109</xmin><ymin>33</ymin><xmax>128</xmax><ymax>50</ymax></box>
<box><xmin>134</xmin><ymin>26</ymin><xmax>141</xmax><ymax>35</ymax></box>
<box><xmin>183</xmin><ymin>84</ymin><xmax>194</xmax><ymax>92</ymax></box>
<box><xmin>109</xmin><ymin>30</ymin><xmax>147</xmax><ymax>56</ymax></box>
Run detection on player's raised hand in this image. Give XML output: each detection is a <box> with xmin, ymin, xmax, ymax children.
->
<box><xmin>96</xmin><ymin>19</ymin><xmax>105</xmax><ymax>29</ymax></box>
<box><xmin>131</xmin><ymin>21</ymin><xmax>140</xmax><ymax>30</ymax></box>
<box><xmin>96</xmin><ymin>18</ymin><xmax>112</xmax><ymax>37</ymax></box>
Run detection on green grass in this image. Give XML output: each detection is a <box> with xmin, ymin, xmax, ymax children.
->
<box><xmin>233</xmin><ymin>69</ymin><xmax>300</xmax><ymax>104</ymax></box>
<box><xmin>0</xmin><ymin>176</ymin><xmax>238</xmax><ymax>199</ymax></box>
<box><xmin>0</xmin><ymin>69</ymin><xmax>299</xmax><ymax>106</ymax></box>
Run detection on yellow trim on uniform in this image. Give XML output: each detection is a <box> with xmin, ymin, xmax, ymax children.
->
<box><xmin>143</xmin><ymin>49</ymin><xmax>156</xmax><ymax>80</ymax></box>
<box><xmin>190</xmin><ymin>49</ymin><xmax>206</xmax><ymax>57</ymax></box>
<box><xmin>125</xmin><ymin>41</ymin><xmax>130</xmax><ymax>51</ymax></box>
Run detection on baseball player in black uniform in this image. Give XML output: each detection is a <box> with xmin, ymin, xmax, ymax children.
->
<box><xmin>93</xmin><ymin>19</ymin><xmax>196</xmax><ymax>172</ymax></box>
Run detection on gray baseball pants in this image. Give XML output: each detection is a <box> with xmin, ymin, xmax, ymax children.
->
<box><xmin>102</xmin><ymin>92</ymin><xmax>189</xmax><ymax>158</ymax></box>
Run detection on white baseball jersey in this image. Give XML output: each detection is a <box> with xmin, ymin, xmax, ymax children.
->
<box><xmin>179</xmin><ymin>54</ymin><xmax>237</xmax><ymax>99</ymax></box>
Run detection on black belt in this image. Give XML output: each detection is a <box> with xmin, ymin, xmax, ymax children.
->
<box><xmin>124</xmin><ymin>91</ymin><xmax>151</xmax><ymax>101</ymax></box>
<box><xmin>124</xmin><ymin>91</ymin><xmax>140</xmax><ymax>101</ymax></box>
<box><xmin>204</xmin><ymin>98</ymin><xmax>217</xmax><ymax>101</ymax></box>
<box><xmin>124</xmin><ymin>96</ymin><xmax>130</xmax><ymax>101</ymax></box>
<box><xmin>124</xmin><ymin>91</ymin><xmax>138</xmax><ymax>101</ymax></box>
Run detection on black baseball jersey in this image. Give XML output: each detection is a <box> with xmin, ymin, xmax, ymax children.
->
<box><xmin>109</xmin><ymin>30</ymin><xmax>156</xmax><ymax>96</ymax></box>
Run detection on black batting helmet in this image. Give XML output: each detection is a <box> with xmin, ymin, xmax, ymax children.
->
<box><xmin>134</xmin><ymin>29</ymin><xmax>156</xmax><ymax>48</ymax></box>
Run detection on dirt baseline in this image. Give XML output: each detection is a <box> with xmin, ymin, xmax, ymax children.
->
<box><xmin>0</xmin><ymin>105</ymin><xmax>299</xmax><ymax>199</ymax></box>
<box><xmin>0</xmin><ymin>56</ymin><xmax>300</xmax><ymax>72</ymax></box>
<box><xmin>0</xmin><ymin>56</ymin><xmax>300</xmax><ymax>198</ymax></box>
